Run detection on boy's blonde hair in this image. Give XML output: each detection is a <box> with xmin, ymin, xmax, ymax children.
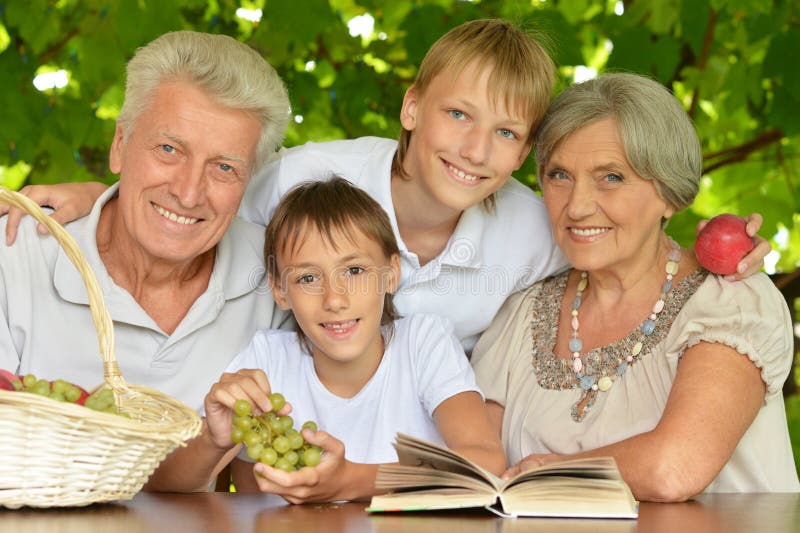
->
<box><xmin>392</xmin><ymin>18</ymin><xmax>556</xmax><ymax>187</ymax></box>
<box><xmin>264</xmin><ymin>178</ymin><xmax>401</xmax><ymax>353</ymax></box>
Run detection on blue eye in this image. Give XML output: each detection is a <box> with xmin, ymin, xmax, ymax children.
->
<box><xmin>605</xmin><ymin>173</ymin><xmax>624</xmax><ymax>183</ymax></box>
<box><xmin>161</xmin><ymin>144</ymin><xmax>175</xmax><ymax>153</ymax></box>
<box><xmin>448</xmin><ymin>109</ymin><xmax>466</xmax><ymax>120</ymax></box>
<box><xmin>547</xmin><ymin>170</ymin><xmax>570</xmax><ymax>180</ymax></box>
<box><xmin>498</xmin><ymin>128</ymin><xmax>516</xmax><ymax>139</ymax></box>
<box><xmin>219</xmin><ymin>163</ymin><xmax>232</xmax><ymax>172</ymax></box>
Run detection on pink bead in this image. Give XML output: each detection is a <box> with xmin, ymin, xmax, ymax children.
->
<box><xmin>653</xmin><ymin>299</ymin><xmax>664</xmax><ymax>313</ymax></box>
<box><xmin>571</xmin><ymin>316</ymin><xmax>579</xmax><ymax>330</ymax></box>
<box><xmin>626</xmin><ymin>355</ymin><xmax>633</xmax><ymax>362</ymax></box>
<box><xmin>573</xmin><ymin>358</ymin><xmax>583</xmax><ymax>373</ymax></box>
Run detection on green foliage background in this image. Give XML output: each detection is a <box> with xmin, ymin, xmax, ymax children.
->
<box><xmin>0</xmin><ymin>0</ymin><xmax>798</xmax><ymax>266</ymax></box>
<box><xmin>0</xmin><ymin>0</ymin><xmax>798</xmax><ymax>468</ymax></box>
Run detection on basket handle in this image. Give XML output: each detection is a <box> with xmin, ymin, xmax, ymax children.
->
<box><xmin>0</xmin><ymin>186</ymin><xmax>123</xmax><ymax>387</ymax></box>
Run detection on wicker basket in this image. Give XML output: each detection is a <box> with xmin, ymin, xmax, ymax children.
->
<box><xmin>0</xmin><ymin>186</ymin><xmax>202</xmax><ymax>508</ymax></box>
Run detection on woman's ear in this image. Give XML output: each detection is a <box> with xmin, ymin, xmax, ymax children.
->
<box><xmin>268</xmin><ymin>274</ymin><xmax>291</xmax><ymax>310</ymax></box>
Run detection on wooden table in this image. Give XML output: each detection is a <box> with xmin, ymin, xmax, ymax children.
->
<box><xmin>1</xmin><ymin>492</ymin><xmax>798</xmax><ymax>532</ymax></box>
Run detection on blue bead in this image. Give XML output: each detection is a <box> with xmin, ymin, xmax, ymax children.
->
<box><xmin>572</xmin><ymin>296</ymin><xmax>582</xmax><ymax>310</ymax></box>
<box><xmin>617</xmin><ymin>362</ymin><xmax>628</xmax><ymax>375</ymax></box>
<box><xmin>642</xmin><ymin>319</ymin><xmax>655</xmax><ymax>335</ymax></box>
<box><xmin>569</xmin><ymin>338</ymin><xmax>583</xmax><ymax>353</ymax></box>
<box><xmin>580</xmin><ymin>375</ymin><xmax>596</xmax><ymax>390</ymax></box>
<box><xmin>662</xmin><ymin>280</ymin><xmax>672</xmax><ymax>293</ymax></box>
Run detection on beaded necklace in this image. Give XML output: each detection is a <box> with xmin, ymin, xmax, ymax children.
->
<box><xmin>568</xmin><ymin>238</ymin><xmax>681</xmax><ymax>394</ymax></box>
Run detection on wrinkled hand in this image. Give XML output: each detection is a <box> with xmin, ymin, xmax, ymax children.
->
<box><xmin>696</xmin><ymin>212</ymin><xmax>771</xmax><ymax>281</ymax></box>
<box><xmin>0</xmin><ymin>182</ymin><xmax>108</xmax><ymax>245</ymax></box>
<box><xmin>252</xmin><ymin>429</ymin><xmax>356</xmax><ymax>504</ymax></box>
<box><xmin>501</xmin><ymin>453</ymin><xmax>563</xmax><ymax>480</ymax></box>
<box><xmin>203</xmin><ymin>369</ymin><xmax>291</xmax><ymax>450</ymax></box>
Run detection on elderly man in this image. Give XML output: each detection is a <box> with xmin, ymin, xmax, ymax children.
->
<box><xmin>0</xmin><ymin>31</ymin><xmax>290</xmax><ymax>412</ymax></box>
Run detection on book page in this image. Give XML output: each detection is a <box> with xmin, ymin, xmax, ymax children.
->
<box><xmin>500</xmin><ymin>476</ymin><xmax>638</xmax><ymax>518</ymax></box>
<box><xmin>502</xmin><ymin>456</ymin><xmax>623</xmax><ymax>490</ymax></box>
<box><xmin>375</xmin><ymin>464</ymin><xmax>495</xmax><ymax>493</ymax></box>
<box><xmin>368</xmin><ymin>488</ymin><xmax>497</xmax><ymax>512</ymax></box>
<box><xmin>392</xmin><ymin>433</ymin><xmax>502</xmax><ymax>491</ymax></box>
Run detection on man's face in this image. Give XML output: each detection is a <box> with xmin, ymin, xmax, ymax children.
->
<box><xmin>109</xmin><ymin>79</ymin><xmax>261</xmax><ymax>265</ymax></box>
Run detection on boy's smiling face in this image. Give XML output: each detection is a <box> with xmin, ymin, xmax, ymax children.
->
<box><xmin>398</xmin><ymin>60</ymin><xmax>533</xmax><ymax>217</ymax></box>
<box><xmin>270</xmin><ymin>222</ymin><xmax>400</xmax><ymax>373</ymax></box>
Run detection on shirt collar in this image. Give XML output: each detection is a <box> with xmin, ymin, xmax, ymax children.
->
<box><xmin>437</xmin><ymin>204</ymin><xmax>486</xmax><ymax>269</ymax></box>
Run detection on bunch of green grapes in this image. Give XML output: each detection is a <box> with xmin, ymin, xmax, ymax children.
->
<box><xmin>231</xmin><ymin>393</ymin><xmax>321</xmax><ymax>472</ymax></box>
<box><xmin>14</xmin><ymin>373</ymin><xmax>122</xmax><ymax>415</ymax></box>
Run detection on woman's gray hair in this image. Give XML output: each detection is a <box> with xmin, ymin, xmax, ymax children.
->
<box><xmin>534</xmin><ymin>72</ymin><xmax>701</xmax><ymax>212</ymax></box>
<box><xmin>117</xmin><ymin>31</ymin><xmax>289</xmax><ymax>173</ymax></box>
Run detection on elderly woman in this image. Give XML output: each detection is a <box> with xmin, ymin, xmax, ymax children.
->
<box><xmin>0</xmin><ymin>31</ymin><xmax>290</xmax><ymax>412</ymax></box>
<box><xmin>472</xmin><ymin>72</ymin><xmax>799</xmax><ymax>501</ymax></box>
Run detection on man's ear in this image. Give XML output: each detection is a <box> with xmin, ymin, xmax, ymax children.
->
<box><xmin>268</xmin><ymin>274</ymin><xmax>291</xmax><ymax>310</ymax></box>
<box><xmin>399</xmin><ymin>85</ymin><xmax>420</xmax><ymax>131</ymax></box>
<box><xmin>109</xmin><ymin>123</ymin><xmax>125</xmax><ymax>174</ymax></box>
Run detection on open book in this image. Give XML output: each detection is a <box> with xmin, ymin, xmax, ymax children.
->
<box><xmin>367</xmin><ymin>433</ymin><xmax>637</xmax><ymax>519</ymax></box>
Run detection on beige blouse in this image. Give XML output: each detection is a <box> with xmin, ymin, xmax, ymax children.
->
<box><xmin>472</xmin><ymin>270</ymin><xmax>799</xmax><ymax>492</ymax></box>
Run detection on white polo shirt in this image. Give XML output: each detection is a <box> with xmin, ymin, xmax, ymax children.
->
<box><xmin>240</xmin><ymin>136</ymin><xmax>569</xmax><ymax>353</ymax></box>
<box><xmin>0</xmin><ymin>184</ymin><xmax>289</xmax><ymax>412</ymax></box>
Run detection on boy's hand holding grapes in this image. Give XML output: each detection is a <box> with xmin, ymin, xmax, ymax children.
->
<box><xmin>251</xmin><ymin>429</ymin><xmax>376</xmax><ymax>503</ymax></box>
<box><xmin>203</xmin><ymin>369</ymin><xmax>292</xmax><ymax>450</ymax></box>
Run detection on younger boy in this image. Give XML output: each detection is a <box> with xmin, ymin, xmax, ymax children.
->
<box><xmin>146</xmin><ymin>178</ymin><xmax>505</xmax><ymax>502</ymax></box>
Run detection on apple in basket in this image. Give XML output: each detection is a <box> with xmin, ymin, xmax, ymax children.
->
<box><xmin>0</xmin><ymin>369</ymin><xmax>90</xmax><ymax>405</ymax></box>
<box><xmin>0</xmin><ymin>369</ymin><xmax>21</xmax><ymax>391</ymax></box>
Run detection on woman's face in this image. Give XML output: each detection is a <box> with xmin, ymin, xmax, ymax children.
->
<box><xmin>540</xmin><ymin>117</ymin><xmax>675</xmax><ymax>274</ymax></box>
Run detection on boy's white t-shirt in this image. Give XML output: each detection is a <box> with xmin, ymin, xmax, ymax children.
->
<box><xmin>226</xmin><ymin>313</ymin><xmax>481</xmax><ymax>464</ymax></box>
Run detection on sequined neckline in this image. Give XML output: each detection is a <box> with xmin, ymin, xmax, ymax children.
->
<box><xmin>529</xmin><ymin>268</ymin><xmax>708</xmax><ymax>421</ymax></box>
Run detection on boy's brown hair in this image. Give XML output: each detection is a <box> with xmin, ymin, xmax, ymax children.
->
<box><xmin>264</xmin><ymin>177</ymin><xmax>401</xmax><ymax>352</ymax></box>
<box><xmin>391</xmin><ymin>18</ymin><xmax>556</xmax><ymax>184</ymax></box>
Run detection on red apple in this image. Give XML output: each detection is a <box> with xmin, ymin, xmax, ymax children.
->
<box><xmin>694</xmin><ymin>214</ymin><xmax>755</xmax><ymax>275</ymax></box>
<box><xmin>0</xmin><ymin>375</ymin><xmax>14</xmax><ymax>391</ymax></box>
<box><xmin>0</xmin><ymin>369</ymin><xmax>21</xmax><ymax>391</ymax></box>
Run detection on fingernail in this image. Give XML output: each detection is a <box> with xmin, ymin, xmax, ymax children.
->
<box><xmin>737</xmin><ymin>263</ymin><xmax>747</xmax><ymax>274</ymax></box>
<box><xmin>724</xmin><ymin>275</ymin><xmax>735</xmax><ymax>282</ymax></box>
